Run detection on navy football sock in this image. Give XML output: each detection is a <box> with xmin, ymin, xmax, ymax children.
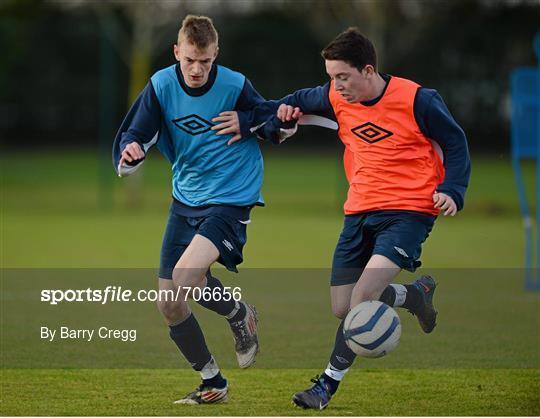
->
<box><xmin>379</xmin><ymin>285</ymin><xmax>397</xmax><ymax>306</ymax></box>
<box><xmin>403</xmin><ymin>284</ymin><xmax>422</xmax><ymax>311</ymax></box>
<box><xmin>169</xmin><ymin>313</ymin><xmax>212</xmax><ymax>371</ymax></box>
<box><xmin>328</xmin><ymin>320</ymin><xmax>357</xmax><ymax>372</ymax></box>
<box><xmin>227</xmin><ymin>301</ymin><xmax>246</xmax><ymax>323</ymax></box>
<box><xmin>321</xmin><ymin>373</ymin><xmax>340</xmax><ymax>395</ymax></box>
<box><xmin>203</xmin><ymin>372</ymin><xmax>227</xmax><ymax>389</ymax></box>
<box><xmin>379</xmin><ymin>284</ymin><xmax>422</xmax><ymax>311</ymax></box>
<box><xmin>195</xmin><ymin>273</ymin><xmax>237</xmax><ymax>317</ymax></box>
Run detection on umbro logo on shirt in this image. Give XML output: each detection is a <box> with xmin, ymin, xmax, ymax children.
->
<box><xmin>351</xmin><ymin>122</ymin><xmax>393</xmax><ymax>144</ymax></box>
<box><xmin>172</xmin><ymin>114</ymin><xmax>213</xmax><ymax>136</ymax></box>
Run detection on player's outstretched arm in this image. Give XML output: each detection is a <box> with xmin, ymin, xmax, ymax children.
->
<box><xmin>212</xmin><ymin>105</ymin><xmax>303</xmax><ymax>146</ymax></box>
<box><xmin>213</xmin><ymin>83</ymin><xmax>336</xmax><ymax>145</ymax></box>
<box><xmin>260</xmin><ymin>104</ymin><xmax>303</xmax><ymax>144</ymax></box>
<box><xmin>113</xmin><ymin>81</ymin><xmax>161</xmax><ymax>177</ymax></box>
<box><xmin>277</xmin><ymin>104</ymin><xmax>303</xmax><ymax>122</ymax></box>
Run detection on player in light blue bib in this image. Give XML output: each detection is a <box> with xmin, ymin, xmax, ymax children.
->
<box><xmin>112</xmin><ymin>16</ymin><xmax>265</xmax><ymax>405</ymax></box>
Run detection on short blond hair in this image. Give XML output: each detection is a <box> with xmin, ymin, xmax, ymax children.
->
<box><xmin>178</xmin><ymin>15</ymin><xmax>218</xmax><ymax>49</ymax></box>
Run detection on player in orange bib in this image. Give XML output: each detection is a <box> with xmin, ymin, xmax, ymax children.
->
<box><xmin>216</xmin><ymin>28</ymin><xmax>471</xmax><ymax>410</ymax></box>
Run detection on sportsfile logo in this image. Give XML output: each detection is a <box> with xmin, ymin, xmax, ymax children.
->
<box><xmin>40</xmin><ymin>286</ymin><xmax>242</xmax><ymax>305</ymax></box>
<box><xmin>172</xmin><ymin>114</ymin><xmax>213</xmax><ymax>135</ymax></box>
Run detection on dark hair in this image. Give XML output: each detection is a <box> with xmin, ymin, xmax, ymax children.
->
<box><xmin>178</xmin><ymin>15</ymin><xmax>218</xmax><ymax>49</ymax></box>
<box><xmin>321</xmin><ymin>28</ymin><xmax>377</xmax><ymax>71</ymax></box>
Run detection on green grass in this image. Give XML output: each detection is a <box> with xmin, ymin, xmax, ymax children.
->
<box><xmin>1</xmin><ymin>151</ymin><xmax>539</xmax><ymax>415</ymax></box>
<box><xmin>0</xmin><ymin>151</ymin><xmax>531</xmax><ymax>267</ymax></box>
<box><xmin>2</xmin><ymin>369</ymin><xmax>538</xmax><ymax>416</ymax></box>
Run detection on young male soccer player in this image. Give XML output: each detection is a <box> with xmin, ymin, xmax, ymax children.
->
<box><xmin>226</xmin><ymin>28</ymin><xmax>471</xmax><ymax>410</ymax></box>
<box><xmin>112</xmin><ymin>15</ymin><xmax>267</xmax><ymax>405</ymax></box>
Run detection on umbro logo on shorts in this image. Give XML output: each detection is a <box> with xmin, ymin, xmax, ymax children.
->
<box><xmin>172</xmin><ymin>114</ymin><xmax>213</xmax><ymax>136</ymax></box>
<box><xmin>351</xmin><ymin>122</ymin><xmax>393</xmax><ymax>144</ymax></box>
<box><xmin>222</xmin><ymin>240</ymin><xmax>234</xmax><ymax>251</ymax></box>
<box><xmin>394</xmin><ymin>246</ymin><xmax>409</xmax><ymax>258</ymax></box>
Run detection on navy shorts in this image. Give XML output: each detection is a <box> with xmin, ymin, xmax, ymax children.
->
<box><xmin>159</xmin><ymin>207</ymin><xmax>248</xmax><ymax>279</ymax></box>
<box><xmin>331</xmin><ymin>211</ymin><xmax>436</xmax><ymax>286</ymax></box>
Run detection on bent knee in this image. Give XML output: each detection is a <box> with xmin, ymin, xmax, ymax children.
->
<box><xmin>156</xmin><ymin>299</ymin><xmax>188</xmax><ymax>324</ymax></box>
<box><xmin>332</xmin><ymin>305</ymin><xmax>349</xmax><ymax>319</ymax></box>
<box><xmin>172</xmin><ymin>266</ymin><xmax>206</xmax><ymax>289</ymax></box>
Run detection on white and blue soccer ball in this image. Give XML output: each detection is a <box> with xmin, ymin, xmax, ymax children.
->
<box><xmin>343</xmin><ymin>300</ymin><xmax>401</xmax><ymax>358</ymax></box>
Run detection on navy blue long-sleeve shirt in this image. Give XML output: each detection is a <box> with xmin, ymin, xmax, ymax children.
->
<box><xmin>242</xmin><ymin>75</ymin><xmax>471</xmax><ymax>211</ymax></box>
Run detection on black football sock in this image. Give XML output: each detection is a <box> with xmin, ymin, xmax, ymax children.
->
<box><xmin>323</xmin><ymin>320</ymin><xmax>356</xmax><ymax>395</ymax></box>
<box><xmin>227</xmin><ymin>301</ymin><xmax>246</xmax><ymax>323</ymax></box>
<box><xmin>202</xmin><ymin>370</ymin><xmax>227</xmax><ymax>389</ymax></box>
<box><xmin>402</xmin><ymin>284</ymin><xmax>423</xmax><ymax>311</ymax></box>
<box><xmin>195</xmin><ymin>272</ymin><xmax>237</xmax><ymax>317</ymax></box>
<box><xmin>329</xmin><ymin>320</ymin><xmax>357</xmax><ymax>370</ymax></box>
<box><xmin>169</xmin><ymin>313</ymin><xmax>213</xmax><ymax>371</ymax></box>
<box><xmin>321</xmin><ymin>372</ymin><xmax>340</xmax><ymax>395</ymax></box>
<box><xmin>379</xmin><ymin>285</ymin><xmax>397</xmax><ymax>306</ymax></box>
<box><xmin>379</xmin><ymin>284</ymin><xmax>422</xmax><ymax>311</ymax></box>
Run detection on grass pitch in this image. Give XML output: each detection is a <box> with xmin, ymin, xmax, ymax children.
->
<box><xmin>1</xmin><ymin>150</ymin><xmax>539</xmax><ymax>415</ymax></box>
<box><xmin>2</xmin><ymin>369</ymin><xmax>538</xmax><ymax>416</ymax></box>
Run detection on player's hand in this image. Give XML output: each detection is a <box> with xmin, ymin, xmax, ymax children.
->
<box><xmin>277</xmin><ymin>104</ymin><xmax>302</xmax><ymax>123</ymax></box>
<box><xmin>211</xmin><ymin>111</ymin><xmax>241</xmax><ymax>145</ymax></box>
<box><xmin>433</xmin><ymin>192</ymin><xmax>457</xmax><ymax>216</ymax></box>
<box><xmin>119</xmin><ymin>142</ymin><xmax>144</xmax><ymax>169</ymax></box>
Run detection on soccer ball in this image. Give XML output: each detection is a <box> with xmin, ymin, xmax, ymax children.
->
<box><xmin>343</xmin><ymin>301</ymin><xmax>401</xmax><ymax>358</ymax></box>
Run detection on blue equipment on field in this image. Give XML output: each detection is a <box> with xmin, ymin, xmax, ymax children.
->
<box><xmin>511</xmin><ymin>33</ymin><xmax>540</xmax><ymax>291</ymax></box>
